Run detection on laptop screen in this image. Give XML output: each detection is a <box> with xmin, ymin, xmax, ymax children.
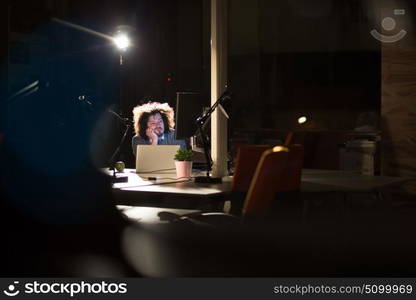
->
<box><xmin>136</xmin><ymin>145</ymin><xmax>180</xmax><ymax>173</ymax></box>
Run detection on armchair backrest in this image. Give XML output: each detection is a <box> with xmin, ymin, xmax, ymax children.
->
<box><xmin>231</xmin><ymin>145</ymin><xmax>271</xmax><ymax>192</ymax></box>
<box><xmin>242</xmin><ymin>147</ymin><xmax>289</xmax><ymax>217</ymax></box>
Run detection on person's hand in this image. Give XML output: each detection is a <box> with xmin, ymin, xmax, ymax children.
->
<box><xmin>146</xmin><ymin>127</ymin><xmax>158</xmax><ymax>145</ymax></box>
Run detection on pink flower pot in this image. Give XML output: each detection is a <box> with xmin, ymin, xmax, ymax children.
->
<box><xmin>175</xmin><ymin>161</ymin><xmax>193</xmax><ymax>179</ymax></box>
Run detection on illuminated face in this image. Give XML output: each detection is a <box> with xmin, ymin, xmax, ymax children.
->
<box><xmin>147</xmin><ymin>113</ymin><xmax>165</xmax><ymax>136</ymax></box>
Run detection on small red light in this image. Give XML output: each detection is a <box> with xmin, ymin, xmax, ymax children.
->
<box><xmin>167</xmin><ymin>77</ymin><xmax>172</xmax><ymax>82</ymax></box>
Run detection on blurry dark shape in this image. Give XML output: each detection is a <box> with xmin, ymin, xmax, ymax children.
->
<box><xmin>5</xmin><ymin>79</ymin><xmax>93</xmax><ymax>176</ymax></box>
<box><xmin>1</xmin><ymin>49</ymin><xmax>136</xmax><ymax>277</ymax></box>
<box><xmin>121</xmin><ymin>204</ymin><xmax>416</xmax><ymax>277</ymax></box>
<box><xmin>0</xmin><ymin>135</ymin><xmax>138</xmax><ymax>276</ymax></box>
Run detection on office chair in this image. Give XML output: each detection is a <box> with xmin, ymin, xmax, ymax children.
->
<box><xmin>271</xmin><ymin>144</ymin><xmax>304</xmax><ymax>222</ymax></box>
<box><xmin>241</xmin><ymin>146</ymin><xmax>289</xmax><ymax>217</ymax></box>
<box><xmin>232</xmin><ymin>144</ymin><xmax>303</xmax><ymax>193</ymax></box>
<box><xmin>227</xmin><ymin>144</ymin><xmax>304</xmax><ymax>213</ymax></box>
<box><xmin>151</xmin><ymin>146</ymin><xmax>290</xmax><ymax>225</ymax></box>
<box><xmin>231</xmin><ymin>145</ymin><xmax>272</xmax><ymax>192</ymax></box>
<box><xmin>225</xmin><ymin>145</ymin><xmax>273</xmax><ymax>214</ymax></box>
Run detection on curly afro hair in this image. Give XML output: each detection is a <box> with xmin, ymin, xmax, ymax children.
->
<box><xmin>132</xmin><ymin>102</ymin><xmax>175</xmax><ymax>139</ymax></box>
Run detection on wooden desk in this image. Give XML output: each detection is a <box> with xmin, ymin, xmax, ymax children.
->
<box><xmin>301</xmin><ymin>169</ymin><xmax>408</xmax><ymax>193</ymax></box>
<box><xmin>111</xmin><ymin>170</ymin><xmax>232</xmax><ymax>209</ymax></box>
<box><xmin>110</xmin><ymin>169</ymin><xmax>408</xmax><ymax>209</ymax></box>
<box><xmin>298</xmin><ymin>169</ymin><xmax>410</xmax><ymax>222</ymax></box>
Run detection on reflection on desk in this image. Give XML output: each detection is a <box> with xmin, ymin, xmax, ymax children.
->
<box><xmin>114</xmin><ymin>170</ymin><xmax>191</xmax><ymax>189</ymax></box>
<box><xmin>109</xmin><ymin>169</ymin><xmax>232</xmax><ymax>210</ymax></box>
<box><xmin>117</xmin><ymin>205</ymin><xmax>200</xmax><ymax>223</ymax></box>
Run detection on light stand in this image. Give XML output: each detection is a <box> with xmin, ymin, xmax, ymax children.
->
<box><xmin>107</xmin><ymin>109</ymin><xmax>130</xmax><ymax>183</ymax></box>
<box><xmin>6</xmin><ymin>80</ymin><xmax>42</xmax><ymax>105</ymax></box>
<box><xmin>194</xmin><ymin>90</ymin><xmax>230</xmax><ymax>183</ymax></box>
<box><xmin>108</xmin><ymin>29</ymin><xmax>131</xmax><ymax>183</ymax></box>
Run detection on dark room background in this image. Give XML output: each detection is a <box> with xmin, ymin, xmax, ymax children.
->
<box><xmin>229</xmin><ymin>0</ymin><xmax>381</xmax><ymax>132</ymax></box>
<box><xmin>2</xmin><ymin>0</ymin><xmax>415</xmax><ymax>191</ymax></box>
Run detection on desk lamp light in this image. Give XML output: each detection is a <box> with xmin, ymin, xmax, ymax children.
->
<box><xmin>284</xmin><ymin>116</ymin><xmax>308</xmax><ymax>146</ymax></box>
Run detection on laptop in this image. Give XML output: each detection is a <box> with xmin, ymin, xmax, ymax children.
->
<box><xmin>135</xmin><ymin>145</ymin><xmax>180</xmax><ymax>174</ymax></box>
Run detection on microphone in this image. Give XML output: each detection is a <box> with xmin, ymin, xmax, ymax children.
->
<box><xmin>217</xmin><ymin>89</ymin><xmax>231</xmax><ymax>119</ymax></box>
<box><xmin>217</xmin><ymin>89</ymin><xmax>231</xmax><ymax>102</ymax></box>
<box><xmin>108</xmin><ymin>109</ymin><xmax>131</xmax><ymax>125</ymax></box>
<box><xmin>78</xmin><ymin>95</ymin><xmax>92</xmax><ymax>106</ymax></box>
<box><xmin>193</xmin><ymin>86</ymin><xmax>232</xmax><ymax>184</ymax></box>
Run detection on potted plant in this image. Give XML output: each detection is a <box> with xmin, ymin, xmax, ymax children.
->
<box><xmin>174</xmin><ymin>149</ymin><xmax>194</xmax><ymax>178</ymax></box>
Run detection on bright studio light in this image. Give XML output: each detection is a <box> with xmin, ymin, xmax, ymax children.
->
<box><xmin>298</xmin><ymin>116</ymin><xmax>307</xmax><ymax>124</ymax></box>
<box><xmin>113</xmin><ymin>33</ymin><xmax>130</xmax><ymax>51</ymax></box>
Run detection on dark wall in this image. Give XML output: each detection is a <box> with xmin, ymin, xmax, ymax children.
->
<box><xmin>61</xmin><ymin>0</ymin><xmax>209</xmax><ymax>112</ymax></box>
<box><xmin>229</xmin><ymin>0</ymin><xmax>381</xmax><ymax>132</ymax></box>
<box><xmin>2</xmin><ymin>0</ymin><xmax>209</xmax><ymax>166</ymax></box>
<box><xmin>3</xmin><ymin>0</ymin><xmax>387</xmax><ymax>169</ymax></box>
